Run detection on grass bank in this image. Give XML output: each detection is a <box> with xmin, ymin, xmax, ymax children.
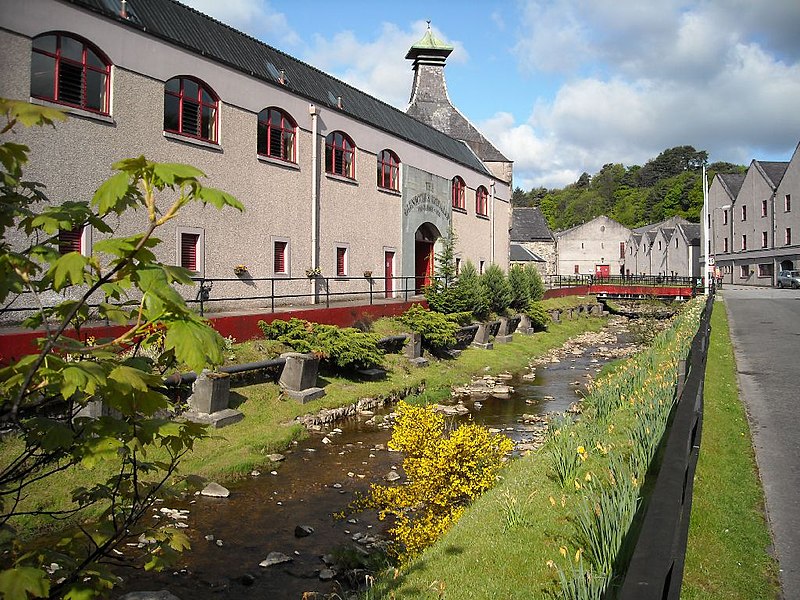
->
<box><xmin>2</xmin><ymin>314</ymin><xmax>605</xmax><ymax>537</ymax></box>
<box><xmin>681</xmin><ymin>298</ymin><xmax>780</xmax><ymax>599</ymax></box>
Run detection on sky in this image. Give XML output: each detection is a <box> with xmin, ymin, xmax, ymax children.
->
<box><xmin>182</xmin><ymin>0</ymin><xmax>800</xmax><ymax>190</ymax></box>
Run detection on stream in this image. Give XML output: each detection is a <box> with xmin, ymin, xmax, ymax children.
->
<box><xmin>114</xmin><ymin>317</ymin><xmax>638</xmax><ymax>599</ymax></box>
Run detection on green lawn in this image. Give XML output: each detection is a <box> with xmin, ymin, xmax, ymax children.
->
<box><xmin>681</xmin><ymin>298</ymin><xmax>780</xmax><ymax>599</ymax></box>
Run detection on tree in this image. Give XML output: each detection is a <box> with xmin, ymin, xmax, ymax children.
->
<box><xmin>425</xmin><ymin>227</ymin><xmax>469</xmax><ymax>315</ymax></box>
<box><xmin>0</xmin><ymin>100</ymin><xmax>243</xmax><ymax>598</ymax></box>
<box><xmin>480</xmin><ymin>264</ymin><xmax>512</xmax><ymax>316</ymax></box>
<box><xmin>456</xmin><ymin>260</ymin><xmax>489</xmax><ymax>321</ymax></box>
<box><xmin>523</xmin><ymin>263</ymin><xmax>545</xmax><ymax>302</ymax></box>
<box><xmin>507</xmin><ymin>265</ymin><xmax>531</xmax><ymax>312</ymax></box>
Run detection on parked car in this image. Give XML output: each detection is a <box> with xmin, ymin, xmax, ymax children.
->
<box><xmin>776</xmin><ymin>270</ymin><xmax>800</xmax><ymax>288</ymax></box>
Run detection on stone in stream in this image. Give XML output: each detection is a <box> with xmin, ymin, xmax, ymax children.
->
<box><xmin>295</xmin><ymin>525</ymin><xmax>314</xmax><ymax>537</ymax></box>
<box><xmin>319</xmin><ymin>568</ymin><xmax>336</xmax><ymax>581</ymax></box>
<box><xmin>267</xmin><ymin>453</ymin><xmax>285</xmax><ymax>462</ymax></box>
<box><xmin>259</xmin><ymin>552</ymin><xmax>293</xmax><ymax>567</ymax></box>
<box><xmin>200</xmin><ymin>482</ymin><xmax>230</xmax><ymax>498</ymax></box>
<box><xmin>384</xmin><ymin>470</ymin><xmax>401</xmax><ymax>482</ymax></box>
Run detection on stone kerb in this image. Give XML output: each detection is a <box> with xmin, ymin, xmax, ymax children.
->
<box><xmin>404</xmin><ymin>331</ymin><xmax>428</xmax><ymax>367</ymax></box>
<box><xmin>279</xmin><ymin>352</ymin><xmax>325</xmax><ymax>403</ymax></box>
<box><xmin>495</xmin><ymin>317</ymin><xmax>514</xmax><ymax>344</ymax></box>
<box><xmin>471</xmin><ymin>322</ymin><xmax>494</xmax><ymax>350</ymax></box>
<box><xmin>186</xmin><ymin>371</ymin><xmax>243</xmax><ymax>428</ymax></box>
<box><xmin>517</xmin><ymin>314</ymin><xmax>536</xmax><ymax>335</ymax></box>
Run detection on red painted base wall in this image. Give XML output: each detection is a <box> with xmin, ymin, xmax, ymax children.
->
<box><xmin>0</xmin><ymin>301</ymin><xmax>426</xmax><ymax>364</ymax></box>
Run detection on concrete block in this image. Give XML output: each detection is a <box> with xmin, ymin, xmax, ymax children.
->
<box><xmin>404</xmin><ymin>332</ymin><xmax>422</xmax><ymax>359</ymax></box>
<box><xmin>517</xmin><ymin>314</ymin><xmax>535</xmax><ymax>335</ymax></box>
<box><xmin>408</xmin><ymin>357</ymin><xmax>429</xmax><ymax>368</ymax></box>
<box><xmin>357</xmin><ymin>368</ymin><xmax>387</xmax><ymax>381</ymax></box>
<box><xmin>190</xmin><ymin>371</ymin><xmax>231</xmax><ymax>414</ymax></box>
<box><xmin>549</xmin><ymin>310</ymin><xmax>561</xmax><ymax>323</ymax></box>
<box><xmin>279</xmin><ymin>353</ymin><xmax>320</xmax><ymax>392</ymax></box>
<box><xmin>284</xmin><ymin>387</ymin><xmax>326</xmax><ymax>403</ymax></box>
<box><xmin>183</xmin><ymin>408</ymin><xmax>244</xmax><ymax>429</ymax></box>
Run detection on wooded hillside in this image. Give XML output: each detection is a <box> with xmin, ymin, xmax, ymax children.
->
<box><xmin>513</xmin><ymin>146</ymin><xmax>746</xmax><ymax>231</ymax></box>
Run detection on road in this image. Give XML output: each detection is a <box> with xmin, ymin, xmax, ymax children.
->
<box><xmin>722</xmin><ymin>285</ymin><xmax>800</xmax><ymax>599</ymax></box>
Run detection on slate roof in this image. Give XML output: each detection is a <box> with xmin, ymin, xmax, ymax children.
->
<box><xmin>510</xmin><ymin>207</ymin><xmax>553</xmax><ymax>242</ymax></box>
<box><xmin>719</xmin><ymin>173</ymin><xmax>746</xmax><ymax>199</ymax></box>
<box><xmin>510</xmin><ymin>243</ymin><xmax>545</xmax><ymax>262</ymax></box>
<box><xmin>66</xmin><ymin>0</ymin><xmax>491</xmax><ymax>176</ymax></box>
<box><xmin>679</xmin><ymin>223</ymin><xmax>701</xmax><ymax>245</ymax></box>
<box><xmin>754</xmin><ymin>161</ymin><xmax>789</xmax><ymax>189</ymax></box>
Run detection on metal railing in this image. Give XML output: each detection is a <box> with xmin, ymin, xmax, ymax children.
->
<box><xmin>189</xmin><ymin>275</ymin><xmax>446</xmax><ymax>316</ymax></box>
<box><xmin>546</xmin><ymin>274</ymin><xmax>696</xmax><ymax>289</ymax></box>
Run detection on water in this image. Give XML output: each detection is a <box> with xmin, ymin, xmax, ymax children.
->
<box><xmin>114</xmin><ymin>324</ymin><xmax>632</xmax><ymax>599</ymax></box>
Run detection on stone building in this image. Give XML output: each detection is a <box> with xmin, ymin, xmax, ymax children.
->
<box><xmin>0</xmin><ymin>1</ymin><xmax>511</xmax><ymax>314</ymax></box>
<box><xmin>704</xmin><ymin>144</ymin><xmax>800</xmax><ymax>286</ymax></box>
<box><xmin>509</xmin><ymin>207</ymin><xmax>555</xmax><ymax>275</ymax></box>
<box><xmin>624</xmin><ymin>216</ymin><xmax>700</xmax><ymax>278</ymax></box>
<box><xmin>554</xmin><ymin>215</ymin><xmax>630</xmax><ymax>277</ymax></box>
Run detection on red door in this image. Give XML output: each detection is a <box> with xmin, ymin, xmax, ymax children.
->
<box><xmin>595</xmin><ymin>264</ymin><xmax>610</xmax><ymax>278</ymax></box>
<box><xmin>384</xmin><ymin>251</ymin><xmax>394</xmax><ymax>298</ymax></box>
<box><xmin>415</xmin><ymin>241</ymin><xmax>433</xmax><ymax>293</ymax></box>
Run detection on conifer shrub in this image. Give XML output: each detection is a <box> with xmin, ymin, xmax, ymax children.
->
<box><xmin>508</xmin><ymin>264</ymin><xmax>532</xmax><ymax>311</ymax></box>
<box><xmin>480</xmin><ymin>263</ymin><xmax>513</xmax><ymax>315</ymax></box>
<box><xmin>397</xmin><ymin>304</ymin><xmax>460</xmax><ymax>351</ymax></box>
<box><xmin>365</xmin><ymin>401</ymin><xmax>513</xmax><ymax>562</ymax></box>
<box><xmin>527</xmin><ymin>301</ymin><xmax>550</xmax><ymax>331</ymax></box>
<box><xmin>524</xmin><ymin>263</ymin><xmax>546</xmax><ymax>301</ymax></box>
<box><xmin>455</xmin><ymin>260</ymin><xmax>489</xmax><ymax>321</ymax></box>
<box><xmin>257</xmin><ymin>317</ymin><xmax>384</xmax><ymax>370</ymax></box>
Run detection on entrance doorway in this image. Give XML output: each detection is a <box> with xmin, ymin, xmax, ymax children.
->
<box><xmin>780</xmin><ymin>259</ymin><xmax>794</xmax><ymax>271</ymax></box>
<box><xmin>414</xmin><ymin>223</ymin><xmax>440</xmax><ymax>294</ymax></box>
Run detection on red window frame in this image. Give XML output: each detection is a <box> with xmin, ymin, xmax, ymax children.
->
<box><xmin>741</xmin><ymin>235</ymin><xmax>747</xmax><ymax>250</ymax></box>
<box><xmin>377</xmin><ymin>149</ymin><xmax>400</xmax><ymax>191</ymax></box>
<box><xmin>59</xmin><ymin>226</ymin><xmax>83</xmax><ymax>255</ymax></box>
<box><xmin>619</xmin><ymin>242</ymin><xmax>625</xmax><ymax>259</ymax></box>
<box><xmin>476</xmin><ymin>186</ymin><xmax>488</xmax><ymax>216</ymax></box>
<box><xmin>30</xmin><ymin>33</ymin><xmax>111</xmax><ymax>115</ymax></box>
<box><xmin>325</xmin><ymin>131</ymin><xmax>355</xmax><ymax>179</ymax></box>
<box><xmin>786</xmin><ymin>228</ymin><xmax>792</xmax><ymax>245</ymax></box>
<box><xmin>274</xmin><ymin>241</ymin><xmax>287</xmax><ymax>274</ymax></box>
<box><xmin>180</xmin><ymin>233</ymin><xmax>199</xmax><ymax>271</ymax></box>
<box><xmin>741</xmin><ymin>205</ymin><xmax>747</xmax><ymax>221</ymax></box>
<box><xmin>761</xmin><ymin>199</ymin><xmax>768</xmax><ymax>217</ymax></box>
<box><xmin>257</xmin><ymin>107</ymin><xmax>296</xmax><ymax>162</ymax></box>
<box><xmin>762</xmin><ymin>231</ymin><xmax>768</xmax><ymax>248</ymax></box>
<box><xmin>164</xmin><ymin>76</ymin><xmax>218</xmax><ymax>142</ymax></box>
<box><xmin>785</xmin><ymin>194</ymin><xmax>791</xmax><ymax>212</ymax></box>
<box><xmin>336</xmin><ymin>247</ymin><xmax>347</xmax><ymax>276</ymax></box>
<box><xmin>451</xmin><ymin>176</ymin><xmax>465</xmax><ymax>210</ymax></box>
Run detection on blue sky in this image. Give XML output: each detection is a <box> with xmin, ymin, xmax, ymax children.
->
<box><xmin>183</xmin><ymin>0</ymin><xmax>800</xmax><ymax>189</ymax></box>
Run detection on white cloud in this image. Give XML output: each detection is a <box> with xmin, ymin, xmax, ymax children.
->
<box><xmin>181</xmin><ymin>0</ymin><xmax>299</xmax><ymax>46</ymax></box>
<box><xmin>303</xmin><ymin>21</ymin><xmax>467</xmax><ymax>109</ymax></box>
<box><xmin>497</xmin><ymin>0</ymin><xmax>800</xmax><ymax>189</ymax></box>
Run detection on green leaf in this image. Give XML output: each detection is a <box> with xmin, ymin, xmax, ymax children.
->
<box><xmin>0</xmin><ymin>567</ymin><xmax>50</xmax><ymax>600</ymax></box>
<box><xmin>1</xmin><ymin>99</ymin><xmax>66</xmax><ymax>127</ymax></box>
<box><xmin>153</xmin><ymin>162</ymin><xmax>204</xmax><ymax>186</ymax></box>
<box><xmin>164</xmin><ymin>320</ymin><xmax>223</xmax><ymax>373</ymax></box>
<box><xmin>92</xmin><ymin>171</ymin><xmax>133</xmax><ymax>215</ymax></box>
<box><xmin>196</xmin><ymin>186</ymin><xmax>244</xmax><ymax>211</ymax></box>
<box><xmin>81</xmin><ymin>436</ymin><xmax>123</xmax><ymax>468</ymax></box>
<box><xmin>108</xmin><ymin>365</ymin><xmax>156</xmax><ymax>391</ymax></box>
<box><xmin>50</xmin><ymin>252</ymin><xmax>90</xmax><ymax>290</ymax></box>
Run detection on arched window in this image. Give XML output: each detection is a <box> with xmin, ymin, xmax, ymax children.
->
<box><xmin>257</xmin><ymin>107</ymin><xmax>296</xmax><ymax>162</ymax></box>
<box><xmin>476</xmin><ymin>186</ymin><xmax>488</xmax><ymax>216</ymax></box>
<box><xmin>377</xmin><ymin>149</ymin><xmax>400</xmax><ymax>191</ymax></box>
<box><xmin>451</xmin><ymin>176</ymin><xmax>465</xmax><ymax>210</ymax></box>
<box><xmin>30</xmin><ymin>33</ymin><xmax>110</xmax><ymax>114</ymax></box>
<box><xmin>325</xmin><ymin>131</ymin><xmax>355</xmax><ymax>179</ymax></box>
<box><xmin>164</xmin><ymin>76</ymin><xmax>218</xmax><ymax>142</ymax></box>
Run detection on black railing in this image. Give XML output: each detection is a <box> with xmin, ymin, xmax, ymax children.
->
<box><xmin>546</xmin><ymin>274</ymin><xmax>696</xmax><ymax>289</ymax></box>
<box><xmin>188</xmin><ymin>275</ymin><xmax>447</xmax><ymax>316</ymax></box>
<box><xmin>616</xmin><ymin>293</ymin><xmax>713</xmax><ymax>599</ymax></box>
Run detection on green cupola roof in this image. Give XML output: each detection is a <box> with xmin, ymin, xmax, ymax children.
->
<box><xmin>405</xmin><ymin>21</ymin><xmax>453</xmax><ymax>61</ymax></box>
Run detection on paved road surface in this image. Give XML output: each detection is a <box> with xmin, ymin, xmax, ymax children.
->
<box><xmin>722</xmin><ymin>285</ymin><xmax>800</xmax><ymax>599</ymax></box>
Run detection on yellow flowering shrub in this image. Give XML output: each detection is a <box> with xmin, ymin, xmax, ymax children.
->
<box><xmin>366</xmin><ymin>401</ymin><xmax>512</xmax><ymax>562</ymax></box>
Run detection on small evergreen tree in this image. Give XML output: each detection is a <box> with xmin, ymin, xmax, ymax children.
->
<box><xmin>457</xmin><ymin>260</ymin><xmax>489</xmax><ymax>321</ymax></box>
<box><xmin>424</xmin><ymin>227</ymin><xmax>463</xmax><ymax>314</ymax></box>
<box><xmin>523</xmin><ymin>263</ymin><xmax>546</xmax><ymax>302</ymax></box>
<box><xmin>507</xmin><ymin>264</ymin><xmax>531</xmax><ymax>312</ymax></box>
<box><xmin>480</xmin><ymin>264</ymin><xmax>513</xmax><ymax>315</ymax></box>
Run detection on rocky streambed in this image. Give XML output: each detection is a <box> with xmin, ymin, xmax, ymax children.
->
<box><xmin>115</xmin><ymin>318</ymin><xmax>638</xmax><ymax>600</ymax></box>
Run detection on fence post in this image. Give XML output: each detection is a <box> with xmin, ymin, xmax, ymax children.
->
<box><xmin>325</xmin><ymin>277</ymin><xmax>330</xmax><ymax>308</ymax></box>
<box><xmin>369</xmin><ymin>277</ymin><xmax>373</xmax><ymax>305</ymax></box>
<box><xmin>199</xmin><ymin>277</ymin><xmax>205</xmax><ymax>316</ymax></box>
<box><xmin>271</xmin><ymin>278</ymin><xmax>275</xmax><ymax>313</ymax></box>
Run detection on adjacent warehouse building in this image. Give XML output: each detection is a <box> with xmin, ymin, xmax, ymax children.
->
<box><xmin>0</xmin><ymin>0</ymin><xmax>512</xmax><ymax>312</ymax></box>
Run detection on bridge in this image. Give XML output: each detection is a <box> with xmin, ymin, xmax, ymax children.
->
<box><xmin>546</xmin><ymin>275</ymin><xmax>697</xmax><ymax>300</ymax></box>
